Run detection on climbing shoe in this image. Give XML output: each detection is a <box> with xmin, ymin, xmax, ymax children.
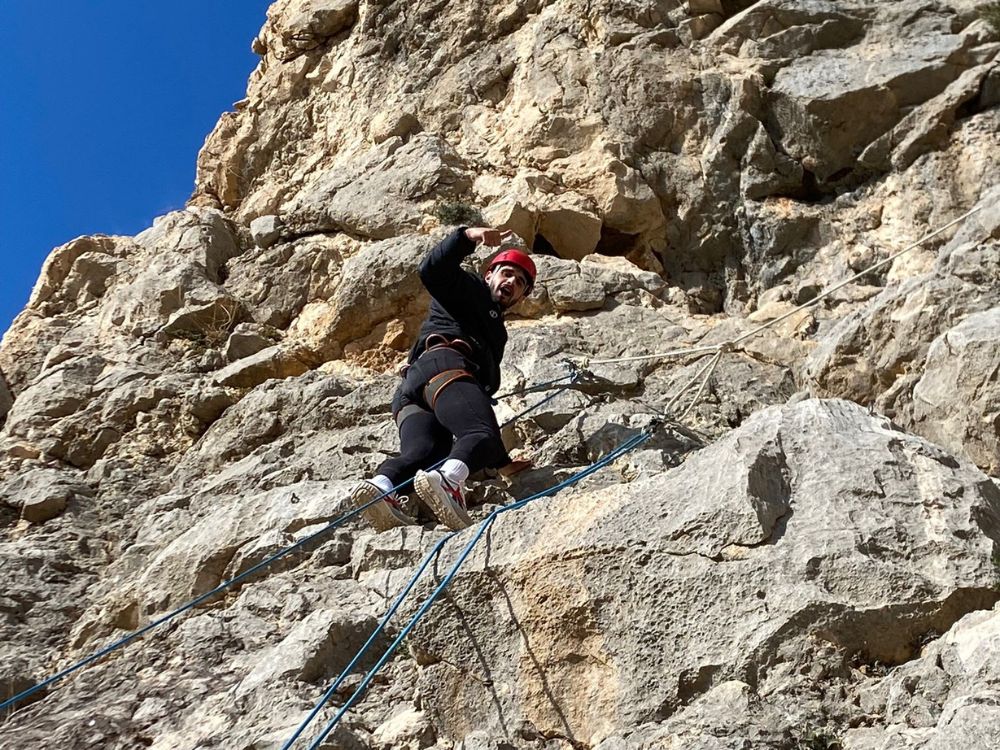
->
<box><xmin>414</xmin><ymin>470</ymin><xmax>472</xmax><ymax>530</ymax></box>
<box><xmin>351</xmin><ymin>480</ymin><xmax>415</xmax><ymax>532</ymax></box>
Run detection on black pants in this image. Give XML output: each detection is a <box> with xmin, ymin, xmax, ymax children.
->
<box><xmin>376</xmin><ymin>347</ymin><xmax>511</xmax><ymax>488</ymax></box>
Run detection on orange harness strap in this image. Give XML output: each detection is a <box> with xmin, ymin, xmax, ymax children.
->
<box><xmin>423</xmin><ymin>333</ymin><xmax>474</xmax><ymax>358</ymax></box>
<box><xmin>422</xmin><ymin>368</ymin><xmax>476</xmax><ymax>410</ymax></box>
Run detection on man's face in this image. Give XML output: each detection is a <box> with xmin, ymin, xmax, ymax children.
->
<box><xmin>485</xmin><ymin>264</ymin><xmax>531</xmax><ymax>309</ymax></box>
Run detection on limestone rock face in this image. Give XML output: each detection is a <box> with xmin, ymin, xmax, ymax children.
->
<box><xmin>2</xmin><ymin>0</ymin><xmax>1000</xmax><ymax>748</ymax></box>
<box><xmin>410</xmin><ymin>400</ymin><xmax>1000</xmax><ymax>745</ymax></box>
<box><xmin>844</xmin><ymin>602</ymin><xmax>1000</xmax><ymax>749</ymax></box>
<box><xmin>805</xmin><ymin>187</ymin><xmax>1000</xmax><ymax>471</ymax></box>
<box><xmin>0</xmin><ymin>368</ymin><xmax>12</xmax><ymax>425</ymax></box>
<box><xmin>911</xmin><ymin>307</ymin><xmax>1000</xmax><ymax>476</ymax></box>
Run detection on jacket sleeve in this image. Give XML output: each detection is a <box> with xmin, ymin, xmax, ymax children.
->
<box><xmin>418</xmin><ymin>227</ymin><xmax>480</xmax><ymax>306</ymax></box>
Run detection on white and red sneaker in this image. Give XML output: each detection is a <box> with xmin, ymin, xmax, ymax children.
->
<box><xmin>351</xmin><ymin>480</ymin><xmax>415</xmax><ymax>532</ymax></box>
<box><xmin>414</xmin><ymin>469</ymin><xmax>473</xmax><ymax>530</ymax></box>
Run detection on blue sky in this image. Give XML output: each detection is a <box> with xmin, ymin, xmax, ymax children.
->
<box><xmin>1</xmin><ymin>2</ymin><xmax>273</xmax><ymax>337</ymax></box>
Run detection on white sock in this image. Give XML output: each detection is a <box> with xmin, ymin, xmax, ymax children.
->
<box><xmin>440</xmin><ymin>459</ymin><xmax>470</xmax><ymax>485</ymax></box>
<box><xmin>371</xmin><ymin>474</ymin><xmax>395</xmax><ymax>497</ymax></box>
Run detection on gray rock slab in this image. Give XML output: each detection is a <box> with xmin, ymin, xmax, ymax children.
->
<box><xmin>284</xmin><ymin>135</ymin><xmax>469</xmax><ymax>240</ymax></box>
<box><xmin>237</xmin><ymin>607</ymin><xmax>380</xmax><ymax>695</ymax></box>
<box><xmin>213</xmin><ymin>344</ymin><xmax>311</xmax><ymax>388</ymax></box>
<box><xmin>225</xmin><ymin>323</ymin><xmax>281</xmax><ymax>362</ymax></box>
<box><xmin>912</xmin><ymin>306</ymin><xmax>1000</xmax><ymax>475</ymax></box>
<box><xmin>406</xmin><ymin>399</ymin><xmax>1000</xmax><ymax>745</ymax></box>
<box><xmin>0</xmin><ymin>467</ymin><xmax>92</xmax><ymax>524</ymax></box>
<box><xmin>250</xmin><ymin>214</ymin><xmax>283</xmax><ymax>249</ymax></box>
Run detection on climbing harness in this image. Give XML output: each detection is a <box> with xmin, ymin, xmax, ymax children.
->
<box><xmin>422</xmin><ymin>333</ymin><xmax>474</xmax><ymax>358</ymax></box>
<box><xmin>285</xmin><ymin>428</ymin><xmax>655</xmax><ymax>749</ymax></box>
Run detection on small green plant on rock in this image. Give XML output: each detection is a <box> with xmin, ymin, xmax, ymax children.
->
<box><xmin>981</xmin><ymin>2</ymin><xmax>1000</xmax><ymax>32</ymax></box>
<box><xmin>433</xmin><ymin>200</ymin><xmax>483</xmax><ymax>227</ymax></box>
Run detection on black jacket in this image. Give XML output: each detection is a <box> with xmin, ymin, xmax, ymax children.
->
<box><xmin>408</xmin><ymin>228</ymin><xmax>507</xmax><ymax>394</ymax></box>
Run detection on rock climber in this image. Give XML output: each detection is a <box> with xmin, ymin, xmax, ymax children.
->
<box><xmin>352</xmin><ymin>226</ymin><xmax>537</xmax><ymax>531</ymax></box>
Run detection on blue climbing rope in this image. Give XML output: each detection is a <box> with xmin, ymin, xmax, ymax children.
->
<box><xmin>500</xmin><ymin>370</ymin><xmax>580</xmax><ymax>428</ymax></box>
<box><xmin>278</xmin><ymin>371</ymin><xmax>582</xmax><ymax>746</ymax></box>
<box><xmin>0</xmin><ymin>486</ymin><xmax>401</xmax><ymax>714</ymax></box>
<box><xmin>294</xmin><ymin>429</ymin><xmax>654</xmax><ymax>749</ymax></box>
<box><xmin>280</xmin><ymin>531</ymin><xmax>457</xmax><ymax>749</ymax></box>
<box><xmin>494</xmin><ymin>366</ymin><xmax>577</xmax><ymax>400</ymax></box>
<box><xmin>0</xmin><ymin>370</ymin><xmax>577</xmax><ymax>715</ymax></box>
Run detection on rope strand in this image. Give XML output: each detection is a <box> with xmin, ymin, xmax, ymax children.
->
<box><xmin>299</xmin><ymin>431</ymin><xmax>654</xmax><ymax>750</ymax></box>
<box><xmin>588</xmin><ymin>202</ymin><xmax>986</xmax><ymax>368</ymax></box>
<box><xmin>730</xmin><ymin>202</ymin><xmax>985</xmax><ymax>347</ymax></box>
<box><xmin>280</xmin><ymin>532</ymin><xmax>457</xmax><ymax>750</ymax></box>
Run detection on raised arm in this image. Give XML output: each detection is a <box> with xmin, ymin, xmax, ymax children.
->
<box><xmin>418</xmin><ymin>226</ymin><xmax>512</xmax><ymax>300</ymax></box>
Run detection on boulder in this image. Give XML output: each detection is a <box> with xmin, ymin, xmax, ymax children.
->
<box><xmin>0</xmin><ymin>468</ymin><xmax>92</xmax><ymax>524</ymax></box>
<box><xmin>99</xmin><ymin>208</ymin><xmax>243</xmax><ymax>338</ymax></box>
<box><xmin>689</xmin><ymin>0</ymin><xmax>723</xmax><ymax>14</ymax></box>
<box><xmin>805</xmin><ymin>186</ymin><xmax>1000</xmax><ymax>474</ymax></box>
<box><xmin>764</xmin><ymin>10</ymin><xmax>975</xmax><ymax>183</ymax></box>
<box><xmin>160</xmin><ymin>297</ymin><xmax>242</xmax><ymax>344</ymax></box>
<box><xmin>282</xmin><ymin>135</ymin><xmax>471</xmax><ymax>240</ymax></box>
<box><xmin>740</xmin><ymin>122</ymin><xmax>805</xmax><ymax>199</ymax></box>
<box><xmin>284</xmin><ymin>233</ymin><xmax>431</xmax><ymax>362</ymax></box>
<box><xmin>115</xmin><ymin>480</ymin><xmax>354</xmax><ymax>612</ymax></box>
<box><xmin>517</xmin><ymin>253</ymin><xmax>666</xmax><ymax>317</ymax></box>
<box><xmin>478</xmin><ymin>179</ymin><xmax>605</xmax><ymax>260</ymax></box>
<box><xmin>23</xmin><ymin>234</ymin><xmax>127</xmax><ymax>315</ymax></box>
<box><xmin>224</xmin><ymin>232</ymin><xmax>353</xmax><ymax>330</ymax></box>
<box><xmin>536</xmin><ymin>199</ymin><xmax>604</xmax><ymax>261</ymax></box>
<box><xmin>273</xmin><ymin>0</ymin><xmax>359</xmax><ymax>56</ymax></box>
<box><xmin>844</xmin><ymin>603</ymin><xmax>1000</xmax><ymax>748</ymax></box>
<box><xmin>711</xmin><ymin>0</ymin><xmax>868</xmax><ymax>59</ymax></box>
<box><xmin>860</xmin><ymin>64</ymin><xmax>997</xmax><ymax>173</ymax></box>
<box><xmin>481</xmin><ymin>194</ymin><xmax>538</xmax><ymax>246</ymax></box>
<box><xmin>372</xmin><ymin>708</ymin><xmax>436</xmax><ymax>750</ymax></box>
<box><xmin>369</xmin><ymin>110</ymin><xmax>421</xmax><ymax>144</ymax></box>
<box><xmin>910</xmin><ymin>307</ymin><xmax>1000</xmax><ymax>476</ymax></box>
<box><xmin>249</xmin><ymin>215</ymin><xmax>284</xmax><ymax>249</ymax></box>
<box><xmin>237</xmin><ymin>607</ymin><xmax>379</xmax><ymax>694</ymax></box>
<box><xmin>225</xmin><ymin>323</ymin><xmax>281</xmax><ymax>362</ymax></box>
<box><xmin>592</xmin><ymin>158</ymin><xmax>665</xmax><ymax>237</ymax></box>
<box><xmin>212</xmin><ymin>344</ymin><xmax>312</xmax><ymax>388</ymax></box>
<box><xmin>409</xmin><ymin>400</ymin><xmax>1000</xmax><ymax>744</ymax></box>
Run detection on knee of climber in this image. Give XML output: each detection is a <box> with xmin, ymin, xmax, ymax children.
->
<box><xmin>451</xmin><ymin>429</ymin><xmax>507</xmax><ymax>470</ymax></box>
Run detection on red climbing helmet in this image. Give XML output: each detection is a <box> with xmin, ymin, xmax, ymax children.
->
<box><xmin>487</xmin><ymin>249</ymin><xmax>537</xmax><ymax>290</ymax></box>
